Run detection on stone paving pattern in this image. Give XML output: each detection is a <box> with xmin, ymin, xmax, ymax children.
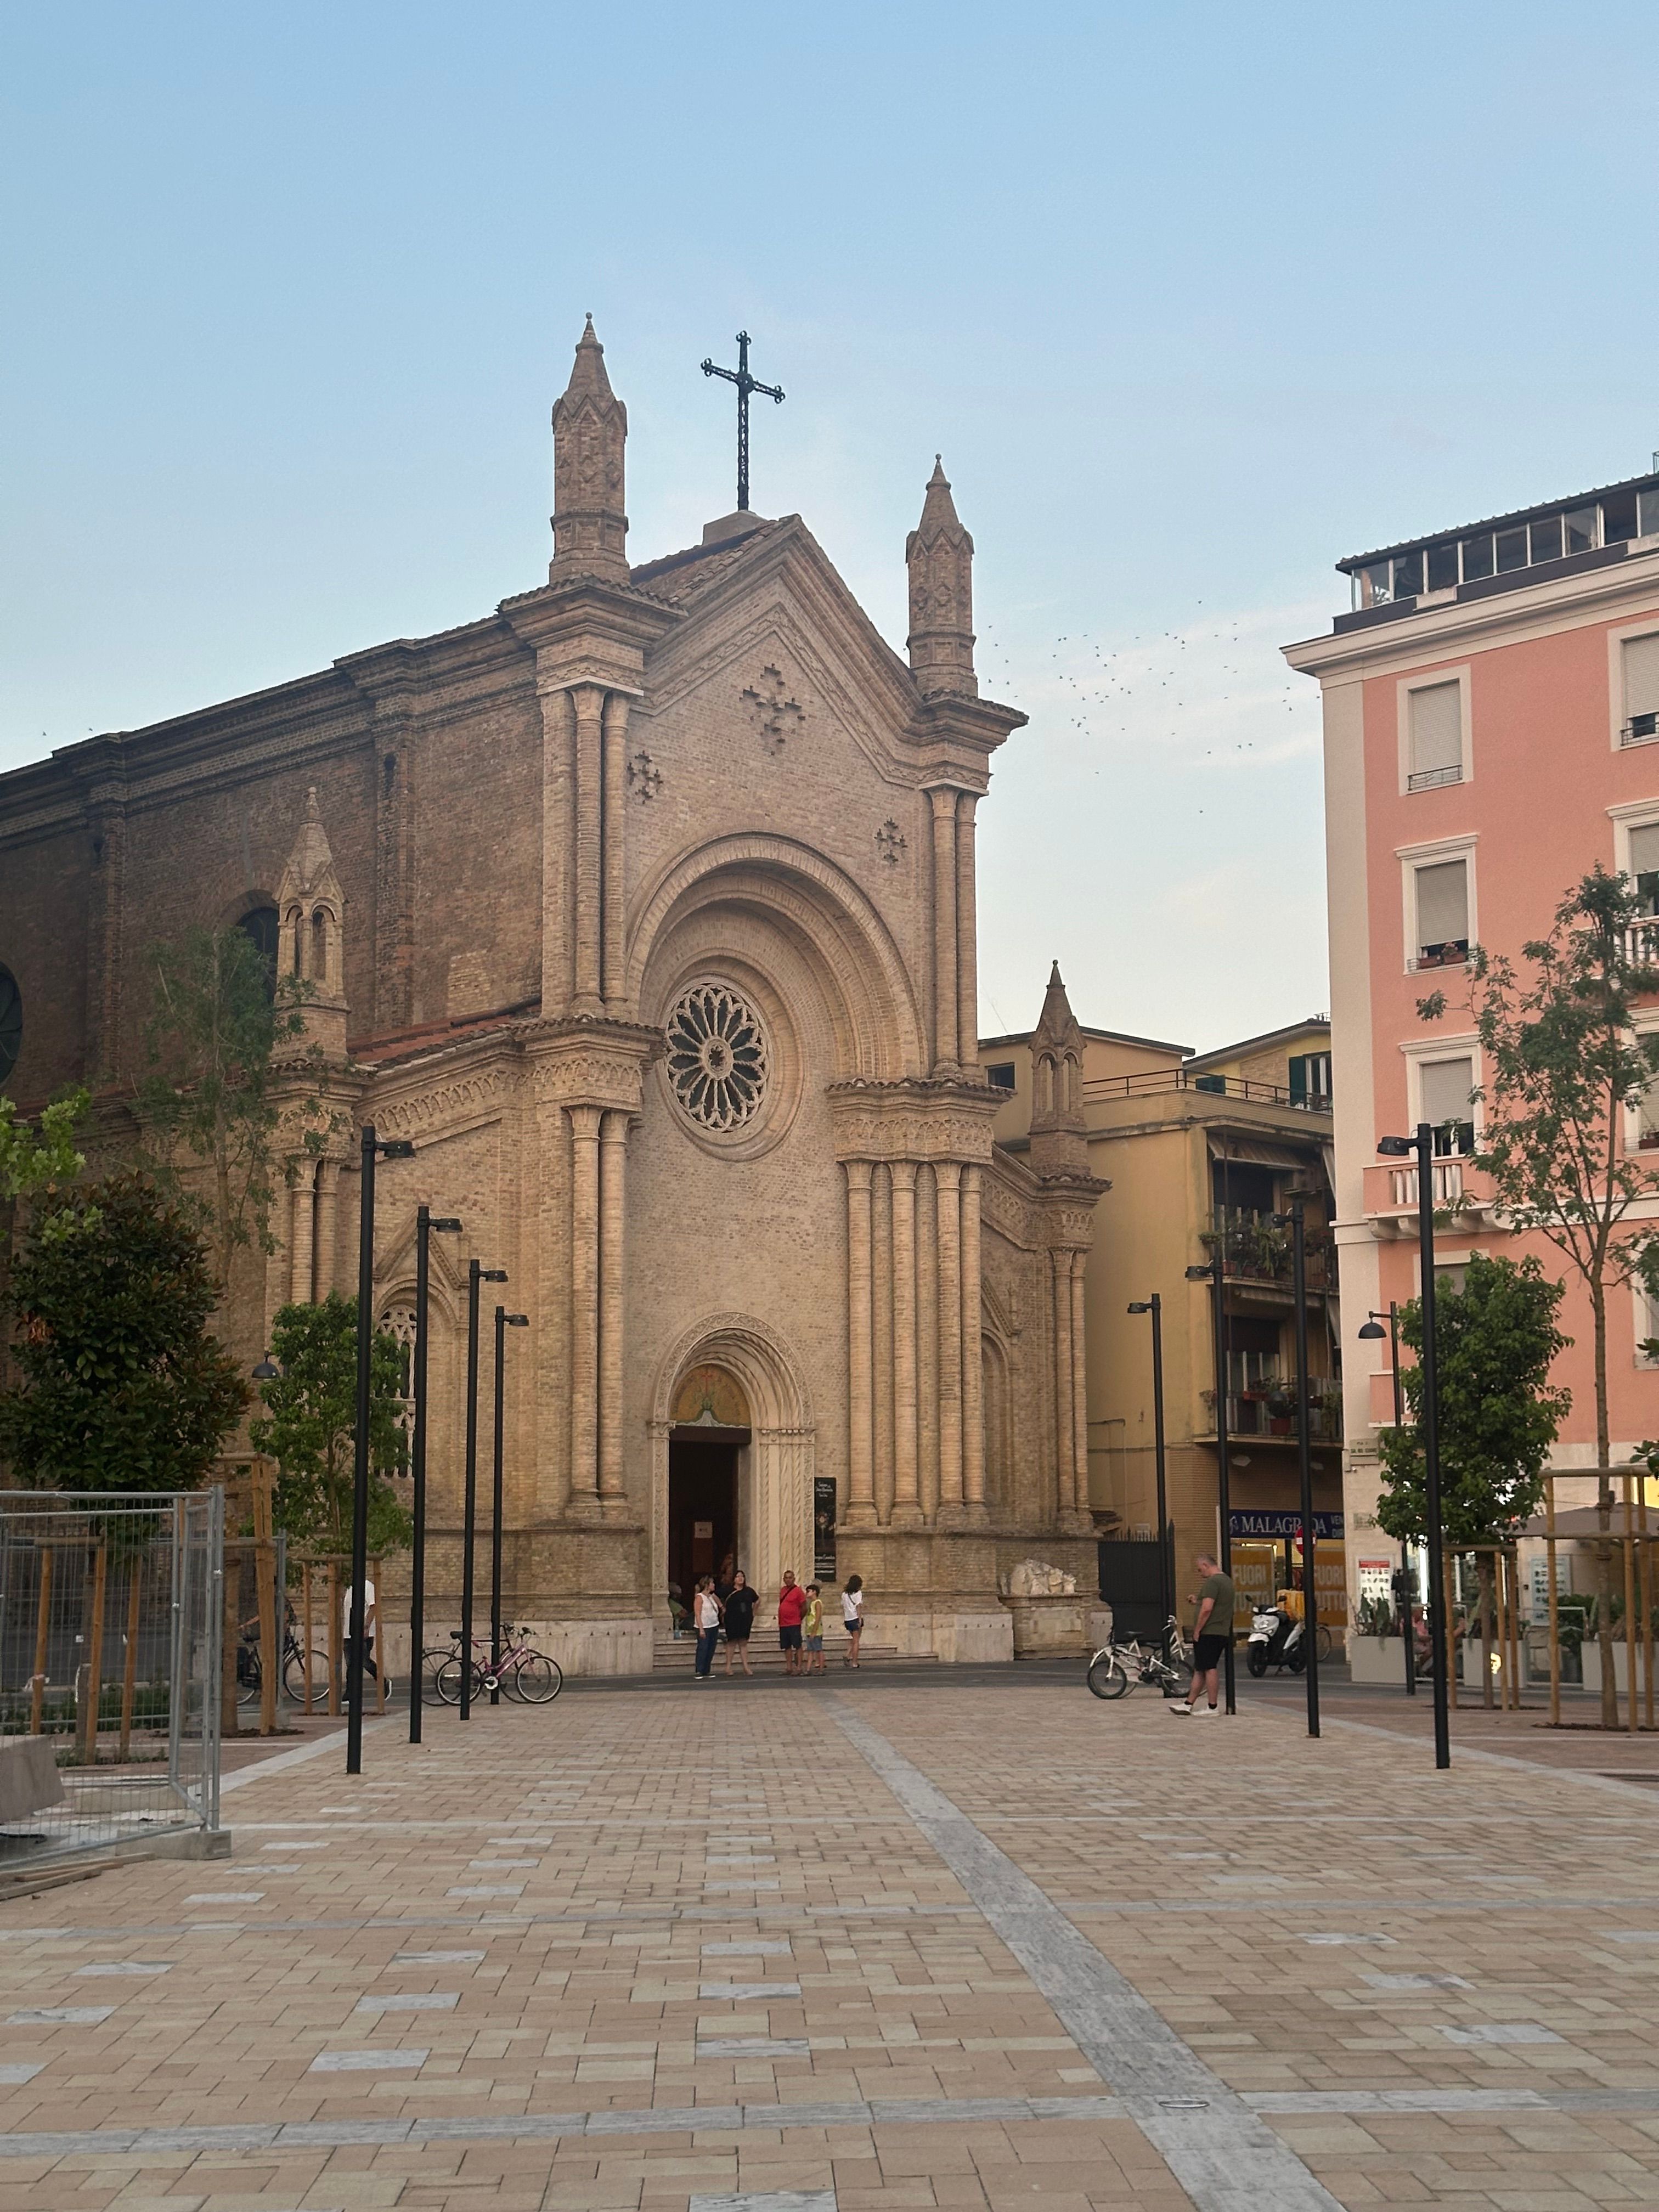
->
<box><xmin>0</xmin><ymin>1675</ymin><xmax>1655</xmax><ymax>2210</ymax></box>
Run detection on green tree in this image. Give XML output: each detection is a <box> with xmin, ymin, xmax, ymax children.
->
<box><xmin>1418</xmin><ymin>865</ymin><xmax>1659</xmax><ymax>1724</ymax></box>
<box><xmin>0</xmin><ymin>1171</ymin><xmax>250</xmax><ymax>1492</ymax></box>
<box><xmin>1377</xmin><ymin>1253</ymin><xmax>1571</xmax><ymax>1705</ymax></box>
<box><xmin>249</xmin><ymin>1295</ymin><xmax>411</xmax><ymax>1556</ymax></box>
<box><xmin>0</xmin><ymin>1088</ymin><xmax>89</xmax><ymax>1208</ymax></box>
<box><xmin>138</xmin><ymin>926</ymin><xmax>325</xmax><ymax>1285</ymax></box>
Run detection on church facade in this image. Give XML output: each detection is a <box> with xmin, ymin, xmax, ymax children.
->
<box><xmin>0</xmin><ymin>322</ymin><xmax>1103</xmax><ymax>1666</ymax></box>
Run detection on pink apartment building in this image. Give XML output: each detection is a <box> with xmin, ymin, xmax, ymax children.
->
<box><xmin>1285</xmin><ymin>466</ymin><xmax>1659</xmax><ymax>1627</ymax></box>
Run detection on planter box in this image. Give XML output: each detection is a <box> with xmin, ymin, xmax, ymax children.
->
<box><xmin>1349</xmin><ymin>1634</ymin><xmax>1415</xmax><ymax>1685</ymax></box>
<box><xmin>1008</xmin><ymin>1593</ymin><xmax>1090</xmax><ymax>1657</ymax></box>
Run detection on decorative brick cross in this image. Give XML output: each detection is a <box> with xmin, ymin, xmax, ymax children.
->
<box><xmin>627</xmin><ymin>750</ymin><xmax>662</xmax><ymax>800</ymax></box>
<box><xmin>876</xmin><ymin>819</ymin><xmax>907</xmax><ymax>864</ymax></box>
<box><xmin>741</xmin><ymin>667</ymin><xmax>804</xmax><ymax>755</ymax></box>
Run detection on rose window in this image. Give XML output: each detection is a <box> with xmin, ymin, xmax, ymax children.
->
<box><xmin>666</xmin><ymin>984</ymin><xmax>769</xmax><ymax>1132</ymax></box>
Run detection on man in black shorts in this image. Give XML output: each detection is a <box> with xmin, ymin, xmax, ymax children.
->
<box><xmin>1170</xmin><ymin>1553</ymin><xmax>1233</xmax><ymax>1716</ymax></box>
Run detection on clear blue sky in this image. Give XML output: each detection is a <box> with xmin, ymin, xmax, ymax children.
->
<box><xmin>4</xmin><ymin>3</ymin><xmax>1657</xmax><ymax>1049</ymax></box>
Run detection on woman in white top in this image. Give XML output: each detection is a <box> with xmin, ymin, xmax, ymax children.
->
<box><xmin>693</xmin><ymin>1576</ymin><xmax>723</xmax><ymax>1683</ymax></box>
<box><xmin>841</xmin><ymin>1574</ymin><xmax>865</xmax><ymax>1668</ymax></box>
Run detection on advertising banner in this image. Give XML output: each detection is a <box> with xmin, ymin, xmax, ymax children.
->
<box><xmin>813</xmin><ymin>1477</ymin><xmax>837</xmax><ymax>1582</ymax></box>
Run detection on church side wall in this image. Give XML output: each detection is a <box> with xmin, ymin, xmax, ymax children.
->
<box><xmin>0</xmin><ymin>825</ymin><xmax>89</xmax><ymax>1106</ymax></box>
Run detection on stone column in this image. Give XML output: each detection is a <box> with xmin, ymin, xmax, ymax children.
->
<box><xmin>1051</xmin><ymin>1248</ymin><xmax>1075</xmax><ymax>1516</ymax></box>
<box><xmin>929</xmin><ymin>788</ymin><xmax>958</xmax><ymax>1070</ymax></box>
<box><xmin>541</xmin><ymin>686</ymin><xmax>575</xmax><ymax>1015</ymax></box>
<box><xmin>889</xmin><ymin>1162</ymin><xmax>921</xmax><ymax>1525</ymax></box>
<box><xmin>597</xmin><ymin>1108</ymin><xmax>629</xmax><ymax>1508</ymax></box>
<box><xmin>844</xmin><ymin>1161</ymin><xmax>875</xmax><ymax>1525</ymax></box>
<box><xmin>960</xmin><ymin>1165</ymin><xmax>985</xmax><ymax>1520</ymax></box>
<box><xmin>873</xmin><ymin>1165</ymin><xmax>894</xmax><ymax>1523</ymax></box>
<box><xmin>955</xmin><ymin>792</ymin><xmax>979</xmax><ymax>1074</ymax></box>
<box><xmin>313</xmin><ymin>1160</ymin><xmax>341</xmax><ymax>1302</ymax></box>
<box><xmin>1069</xmin><ymin>1252</ymin><xmax>1090</xmax><ymax>1519</ymax></box>
<box><xmin>935</xmin><ymin>1161</ymin><xmax>964</xmax><ymax>1520</ymax></box>
<box><xmin>572</xmin><ymin>685</ymin><xmax>605</xmax><ymax>1013</ymax></box>
<box><xmin>917</xmin><ymin>1166</ymin><xmax>940</xmax><ymax>1522</ymax></box>
<box><xmin>289</xmin><ymin>1162</ymin><xmax>316</xmax><ymax>1305</ymax></box>
<box><xmin>601</xmin><ymin>694</ymin><xmax>629</xmax><ymax>1010</ymax></box>
<box><xmin>567</xmin><ymin>1105</ymin><xmax>603</xmax><ymax>1514</ymax></box>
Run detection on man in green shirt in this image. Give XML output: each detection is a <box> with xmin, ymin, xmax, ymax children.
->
<box><xmin>1170</xmin><ymin>1553</ymin><xmax>1234</xmax><ymax>1717</ymax></box>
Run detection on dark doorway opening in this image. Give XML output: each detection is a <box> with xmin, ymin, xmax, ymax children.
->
<box><xmin>668</xmin><ymin>1430</ymin><xmax>746</xmax><ymax>1602</ymax></box>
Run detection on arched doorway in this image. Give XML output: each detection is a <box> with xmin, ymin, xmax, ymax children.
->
<box><xmin>651</xmin><ymin>1314</ymin><xmax>815</xmax><ymax>1623</ymax></box>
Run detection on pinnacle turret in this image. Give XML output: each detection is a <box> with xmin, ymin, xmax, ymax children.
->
<box><xmin>906</xmin><ymin>456</ymin><xmax>977</xmax><ymax>698</ymax></box>
<box><xmin>550</xmin><ymin>315</ymin><xmax>629</xmax><ymax>584</ymax></box>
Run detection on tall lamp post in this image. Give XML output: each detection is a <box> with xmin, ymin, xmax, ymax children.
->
<box><xmin>1184</xmin><ymin>1253</ymin><xmax>1235</xmax><ymax>1714</ymax></box>
<box><xmin>461</xmin><ymin>1258</ymin><xmax>508</xmax><ymax>1722</ymax></box>
<box><xmin>1377</xmin><ymin>1126</ymin><xmax>1451</xmax><ymax>1770</ymax></box>
<box><xmin>347</xmin><ymin>1124</ymin><xmax>415</xmax><ymax>1777</ymax></box>
<box><xmin>410</xmin><ymin>1205</ymin><xmax>462</xmax><ymax>1745</ymax></box>
<box><xmin>1273</xmin><ymin>1194</ymin><xmax>1319</xmax><ymax>1739</ymax></box>
<box><xmin>1127</xmin><ymin>1296</ymin><xmax>1173</xmax><ymax>1643</ymax></box>
<box><xmin>1358</xmin><ymin>1302</ymin><xmax>1415</xmax><ymax>1697</ymax></box>
<box><xmin>491</xmin><ymin>1306</ymin><xmax>530</xmax><ymax>1706</ymax></box>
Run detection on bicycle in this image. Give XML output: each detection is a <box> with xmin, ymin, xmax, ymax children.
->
<box><xmin>1086</xmin><ymin>1617</ymin><xmax>1193</xmax><ymax>1701</ymax></box>
<box><xmin>431</xmin><ymin>1624</ymin><xmax>563</xmax><ymax>1705</ymax></box>
<box><xmin>236</xmin><ymin>1624</ymin><xmax>332</xmax><ymax>1707</ymax></box>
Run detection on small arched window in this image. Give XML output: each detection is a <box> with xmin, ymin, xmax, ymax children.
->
<box><xmin>311</xmin><ymin>906</ymin><xmax>329</xmax><ymax>985</ymax></box>
<box><xmin>236</xmin><ymin>906</ymin><xmax>280</xmax><ymax>1003</ymax></box>
<box><xmin>0</xmin><ymin>966</ymin><xmax>21</xmax><ymax>1088</ymax></box>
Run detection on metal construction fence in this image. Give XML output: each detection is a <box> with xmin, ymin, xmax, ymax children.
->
<box><xmin>0</xmin><ymin>1490</ymin><xmax>222</xmax><ymax>1869</ymax></box>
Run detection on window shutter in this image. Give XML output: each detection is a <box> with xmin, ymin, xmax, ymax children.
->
<box><xmin>1408</xmin><ymin>682</ymin><xmax>1463</xmax><ymax>777</ymax></box>
<box><xmin>1415</xmin><ymin>858</ymin><xmax>1469</xmax><ymax>945</ymax></box>
<box><xmin>1420</xmin><ymin>1057</ymin><xmax>1474</xmax><ymax>1126</ymax></box>
<box><xmin>1629</xmin><ymin>825</ymin><xmax>1659</xmax><ymax>878</ymax></box>
<box><xmin>1623</xmin><ymin>633</ymin><xmax>1659</xmax><ymax>719</ymax></box>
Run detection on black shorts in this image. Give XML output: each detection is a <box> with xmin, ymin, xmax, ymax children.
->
<box><xmin>779</xmin><ymin>1624</ymin><xmax>803</xmax><ymax>1650</ymax></box>
<box><xmin>1193</xmin><ymin>1633</ymin><xmax>1228</xmax><ymax>1672</ymax></box>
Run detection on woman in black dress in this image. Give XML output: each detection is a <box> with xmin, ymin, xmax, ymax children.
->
<box><xmin>721</xmin><ymin>1570</ymin><xmax>759</xmax><ymax>1676</ymax></box>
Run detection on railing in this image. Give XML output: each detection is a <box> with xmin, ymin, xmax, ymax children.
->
<box><xmin>1408</xmin><ymin>940</ymin><xmax>1469</xmax><ymax>973</ymax></box>
<box><xmin>1203</xmin><ymin>1218</ymin><xmax>1334</xmax><ymax>1291</ymax></box>
<box><xmin>1363</xmin><ymin>1151</ymin><xmax>1496</xmax><ymax>1219</ymax></box>
<box><xmin>1407</xmin><ymin>764</ymin><xmax>1463</xmax><ymax>791</ymax></box>
<box><xmin>1620</xmin><ymin>914</ymin><xmax>1659</xmax><ymax>970</ymax></box>
<box><xmin>1621</xmin><ymin>712</ymin><xmax>1659</xmax><ymax>748</ymax></box>
<box><xmin>1204</xmin><ymin>1390</ymin><xmax>1344</xmax><ymax>1444</ymax></box>
<box><xmin>1084</xmin><ymin>1068</ymin><xmax>1332</xmax><ymax>1112</ymax></box>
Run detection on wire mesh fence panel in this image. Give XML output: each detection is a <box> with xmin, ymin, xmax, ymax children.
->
<box><xmin>0</xmin><ymin>1490</ymin><xmax>221</xmax><ymax>1866</ymax></box>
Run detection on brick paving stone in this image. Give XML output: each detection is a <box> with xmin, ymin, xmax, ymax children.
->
<box><xmin>0</xmin><ymin>1680</ymin><xmax>1655</xmax><ymax>2210</ymax></box>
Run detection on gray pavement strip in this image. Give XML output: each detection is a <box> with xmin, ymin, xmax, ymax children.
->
<box><xmin>828</xmin><ymin>1698</ymin><xmax>1347</xmax><ymax>2212</ymax></box>
<box><xmin>699</xmin><ymin>1982</ymin><xmax>803</xmax><ymax>1999</ymax></box>
<box><xmin>691</xmin><ymin>2194</ymin><xmax>835</xmax><ymax>2212</ymax></box>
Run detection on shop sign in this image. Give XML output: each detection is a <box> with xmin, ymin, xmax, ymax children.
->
<box><xmin>1228</xmin><ymin>1510</ymin><xmax>1344</xmax><ymax>1540</ymax></box>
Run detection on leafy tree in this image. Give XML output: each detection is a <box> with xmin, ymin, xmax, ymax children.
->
<box><xmin>1417</xmin><ymin>865</ymin><xmax>1659</xmax><ymax>1723</ymax></box>
<box><xmin>0</xmin><ymin>1171</ymin><xmax>250</xmax><ymax>1492</ymax></box>
<box><xmin>0</xmin><ymin>1088</ymin><xmax>89</xmax><ymax>1209</ymax></box>
<box><xmin>138</xmin><ymin>927</ymin><xmax>325</xmax><ymax>1285</ymax></box>
<box><xmin>249</xmin><ymin>1295</ymin><xmax>411</xmax><ymax>1556</ymax></box>
<box><xmin>1377</xmin><ymin>1253</ymin><xmax>1570</xmax><ymax>1705</ymax></box>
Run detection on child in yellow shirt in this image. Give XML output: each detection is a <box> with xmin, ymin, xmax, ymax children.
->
<box><xmin>803</xmin><ymin>1584</ymin><xmax>826</xmax><ymax>1673</ymax></box>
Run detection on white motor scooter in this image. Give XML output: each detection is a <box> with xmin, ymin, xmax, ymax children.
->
<box><xmin>1245</xmin><ymin>1601</ymin><xmax>1307</xmax><ymax>1678</ymax></box>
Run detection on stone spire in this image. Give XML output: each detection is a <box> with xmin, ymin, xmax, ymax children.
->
<box><xmin>906</xmin><ymin>456</ymin><xmax>977</xmax><ymax>698</ymax></box>
<box><xmin>1028</xmin><ymin>962</ymin><xmax>1089</xmax><ymax>1178</ymax></box>
<box><xmin>550</xmin><ymin>314</ymin><xmax>629</xmax><ymax>584</ymax></box>
<box><xmin>275</xmin><ymin>787</ymin><xmax>348</xmax><ymax>1060</ymax></box>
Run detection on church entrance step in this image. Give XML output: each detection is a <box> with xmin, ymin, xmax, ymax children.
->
<box><xmin>652</xmin><ymin>1634</ymin><xmax>933</xmax><ymax>1672</ymax></box>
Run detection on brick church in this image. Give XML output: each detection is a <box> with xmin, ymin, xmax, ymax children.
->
<box><xmin>0</xmin><ymin>320</ymin><xmax>1105</xmax><ymax>1667</ymax></box>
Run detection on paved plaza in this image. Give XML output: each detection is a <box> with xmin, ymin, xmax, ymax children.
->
<box><xmin>1</xmin><ymin>1672</ymin><xmax>1657</xmax><ymax>2211</ymax></box>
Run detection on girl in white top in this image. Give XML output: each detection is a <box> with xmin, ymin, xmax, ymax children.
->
<box><xmin>693</xmin><ymin>1577</ymin><xmax>723</xmax><ymax>1681</ymax></box>
<box><xmin>841</xmin><ymin>1575</ymin><xmax>865</xmax><ymax>1668</ymax></box>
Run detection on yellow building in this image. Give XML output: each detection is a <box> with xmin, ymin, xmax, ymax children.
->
<box><xmin>979</xmin><ymin>986</ymin><xmax>1343</xmax><ymax>1634</ymax></box>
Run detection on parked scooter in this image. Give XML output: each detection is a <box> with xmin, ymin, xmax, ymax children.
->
<box><xmin>1245</xmin><ymin>1601</ymin><xmax>1308</xmax><ymax>1677</ymax></box>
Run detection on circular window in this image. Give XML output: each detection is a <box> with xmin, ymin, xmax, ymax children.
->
<box><xmin>0</xmin><ymin>968</ymin><xmax>19</xmax><ymax>1088</ymax></box>
<box><xmin>665</xmin><ymin>983</ymin><xmax>769</xmax><ymax>1133</ymax></box>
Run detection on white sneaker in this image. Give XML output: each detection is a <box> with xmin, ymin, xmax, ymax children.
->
<box><xmin>1168</xmin><ymin>1701</ymin><xmax>1193</xmax><ymax>1715</ymax></box>
<box><xmin>1193</xmin><ymin>1701</ymin><xmax>1218</xmax><ymax>1715</ymax></box>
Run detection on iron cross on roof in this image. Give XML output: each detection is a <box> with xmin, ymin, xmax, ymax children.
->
<box><xmin>701</xmin><ymin>330</ymin><xmax>784</xmax><ymax>514</ymax></box>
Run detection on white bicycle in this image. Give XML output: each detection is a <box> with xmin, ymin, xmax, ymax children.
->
<box><xmin>1086</xmin><ymin>1617</ymin><xmax>1192</xmax><ymax>1700</ymax></box>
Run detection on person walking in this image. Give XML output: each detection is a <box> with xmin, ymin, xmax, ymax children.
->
<box><xmin>776</xmin><ymin>1569</ymin><xmax>808</xmax><ymax>1675</ymax></box>
<box><xmin>841</xmin><ymin>1573</ymin><xmax>865</xmax><ymax>1667</ymax></box>
<box><xmin>1169</xmin><ymin>1552</ymin><xmax>1233</xmax><ymax>1716</ymax></box>
<box><xmin>802</xmin><ymin>1583</ymin><xmax>826</xmax><ymax>1674</ymax></box>
<box><xmin>693</xmin><ymin>1576</ymin><xmax>722</xmax><ymax>1684</ymax></box>
<box><xmin>721</xmin><ymin>1570</ymin><xmax>759</xmax><ymax>1676</ymax></box>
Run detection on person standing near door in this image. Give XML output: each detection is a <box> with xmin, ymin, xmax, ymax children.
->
<box><xmin>1170</xmin><ymin>1553</ymin><xmax>1233</xmax><ymax>1717</ymax></box>
<box><xmin>722</xmin><ymin>1570</ymin><xmax>758</xmax><ymax>1676</ymax></box>
<box><xmin>776</xmin><ymin>1569</ymin><xmax>808</xmax><ymax>1675</ymax></box>
<box><xmin>693</xmin><ymin>1577</ymin><xmax>723</xmax><ymax>1683</ymax></box>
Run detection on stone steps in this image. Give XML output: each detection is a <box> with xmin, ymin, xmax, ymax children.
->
<box><xmin>652</xmin><ymin>1634</ymin><xmax>933</xmax><ymax>1672</ymax></box>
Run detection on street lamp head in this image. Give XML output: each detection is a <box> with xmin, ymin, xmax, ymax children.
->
<box><xmin>505</xmin><ymin>1313</ymin><xmax>529</xmax><ymax>1328</ymax></box>
<box><xmin>1183</xmin><ymin>1263</ymin><xmax>1212</xmax><ymax>1282</ymax></box>
<box><xmin>1376</xmin><ymin>1134</ymin><xmax>1414</xmax><ymax>1156</ymax></box>
<box><xmin>481</xmin><ymin>1267</ymin><xmax>508</xmax><ymax>1283</ymax></box>
<box><xmin>252</xmin><ymin>1355</ymin><xmax>280</xmax><ymax>1381</ymax></box>
<box><xmin>377</xmin><ymin>1138</ymin><xmax>416</xmax><ymax>1160</ymax></box>
<box><xmin>431</xmin><ymin>1216</ymin><xmax>462</xmax><ymax>1233</ymax></box>
<box><xmin>1127</xmin><ymin>1301</ymin><xmax>1151</xmax><ymax>1314</ymax></box>
<box><xmin>1356</xmin><ymin>1319</ymin><xmax>1387</xmax><ymax>1341</ymax></box>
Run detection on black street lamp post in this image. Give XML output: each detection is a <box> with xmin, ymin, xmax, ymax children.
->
<box><xmin>461</xmin><ymin>1259</ymin><xmax>508</xmax><ymax>1723</ymax></box>
<box><xmin>410</xmin><ymin>1205</ymin><xmax>462</xmax><ymax>1745</ymax></box>
<box><xmin>1184</xmin><ymin>1254</ymin><xmax>1235</xmax><ymax>1714</ymax></box>
<box><xmin>490</xmin><ymin>1306</ymin><xmax>530</xmax><ymax>1706</ymax></box>
<box><xmin>1359</xmin><ymin>1302</ymin><xmax>1415</xmax><ymax>1697</ymax></box>
<box><xmin>1127</xmin><ymin>1296</ymin><xmax>1173</xmax><ymax>1642</ymax></box>
<box><xmin>1376</xmin><ymin>1127</ymin><xmax>1451</xmax><ymax>1770</ymax></box>
<box><xmin>1273</xmin><ymin>1194</ymin><xmax>1319</xmax><ymax>1739</ymax></box>
<box><xmin>348</xmin><ymin>1124</ymin><xmax>414</xmax><ymax>1776</ymax></box>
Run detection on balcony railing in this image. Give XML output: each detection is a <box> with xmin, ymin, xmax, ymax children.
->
<box><xmin>1201</xmin><ymin>1216</ymin><xmax>1334</xmax><ymax>1291</ymax></box>
<box><xmin>1084</xmin><ymin>1068</ymin><xmax>1332</xmax><ymax>1112</ymax></box>
<box><xmin>1203</xmin><ymin>1387</ymin><xmax>1344</xmax><ymax>1444</ymax></box>
<box><xmin>1408</xmin><ymin>939</ymin><xmax>1469</xmax><ymax>973</ymax></box>
<box><xmin>1621</xmin><ymin>712</ymin><xmax>1659</xmax><ymax>748</ymax></box>
<box><xmin>1362</xmin><ymin>1151</ymin><xmax>1496</xmax><ymax>1226</ymax></box>
<box><xmin>1620</xmin><ymin>913</ymin><xmax>1659</xmax><ymax>970</ymax></box>
<box><xmin>1407</xmin><ymin>764</ymin><xmax>1463</xmax><ymax>791</ymax></box>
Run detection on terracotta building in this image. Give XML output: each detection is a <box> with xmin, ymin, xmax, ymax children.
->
<box><xmin>0</xmin><ymin>321</ymin><xmax>1103</xmax><ymax>1669</ymax></box>
<box><xmin>1285</xmin><ymin>464</ymin><xmax>1659</xmax><ymax>1633</ymax></box>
